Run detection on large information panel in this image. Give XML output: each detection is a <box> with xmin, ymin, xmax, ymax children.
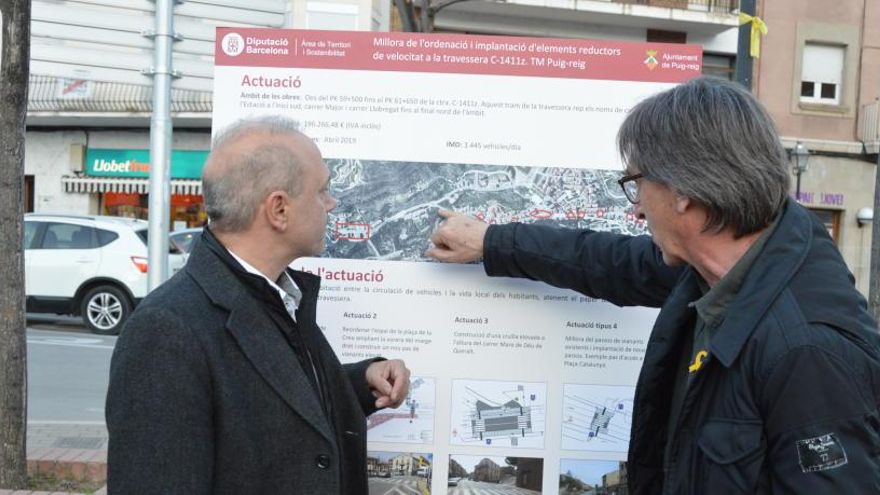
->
<box><xmin>213</xmin><ymin>29</ymin><xmax>700</xmax><ymax>495</ymax></box>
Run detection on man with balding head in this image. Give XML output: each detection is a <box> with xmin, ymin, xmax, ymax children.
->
<box><xmin>106</xmin><ymin>116</ymin><xmax>410</xmax><ymax>494</ymax></box>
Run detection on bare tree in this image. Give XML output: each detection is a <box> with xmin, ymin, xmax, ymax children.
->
<box><xmin>0</xmin><ymin>0</ymin><xmax>30</xmax><ymax>488</ymax></box>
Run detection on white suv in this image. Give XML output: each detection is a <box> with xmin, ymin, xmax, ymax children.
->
<box><xmin>24</xmin><ymin>214</ymin><xmax>186</xmax><ymax>334</ymax></box>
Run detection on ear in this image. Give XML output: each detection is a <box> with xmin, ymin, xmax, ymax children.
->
<box><xmin>674</xmin><ymin>195</ymin><xmax>691</xmax><ymax>214</ymax></box>
<box><xmin>264</xmin><ymin>191</ymin><xmax>290</xmax><ymax>231</ymax></box>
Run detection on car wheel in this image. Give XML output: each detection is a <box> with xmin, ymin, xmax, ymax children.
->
<box><xmin>80</xmin><ymin>285</ymin><xmax>131</xmax><ymax>335</ymax></box>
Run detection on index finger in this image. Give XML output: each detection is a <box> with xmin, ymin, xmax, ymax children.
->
<box><xmin>425</xmin><ymin>246</ymin><xmax>454</xmax><ymax>262</ymax></box>
<box><xmin>390</xmin><ymin>370</ymin><xmax>409</xmax><ymax>400</ymax></box>
<box><xmin>437</xmin><ymin>209</ymin><xmax>460</xmax><ymax>219</ymax></box>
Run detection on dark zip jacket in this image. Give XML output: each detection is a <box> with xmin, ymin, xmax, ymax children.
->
<box><xmin>483</xmin><ymin>200</ymin><xmax>880</xmax><ymax>494</ymax></box>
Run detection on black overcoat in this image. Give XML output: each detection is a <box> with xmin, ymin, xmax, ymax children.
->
<box><xmin>106</xmin><ymin>234</ymin><xmax>378</xmax><ymax>494</ymax></box>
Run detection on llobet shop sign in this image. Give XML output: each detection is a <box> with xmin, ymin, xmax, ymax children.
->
<box><xmin>85</xmin><ymin>149</ymin><xmax>208</xmax><ymax>179</ymax></box>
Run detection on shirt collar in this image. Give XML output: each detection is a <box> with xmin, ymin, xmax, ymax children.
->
<box><xmin>690</xmin><ymin>213</ymin><xmax>781</xmax><ymax>329</ymax></box>
<box><xmin>226</xmin><ymin>249</ymin><xmax>301</xmax><ymax>314</ymax></box>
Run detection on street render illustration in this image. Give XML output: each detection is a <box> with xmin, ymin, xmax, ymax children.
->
<box><xmin>323</xmin><ymin>159</ymin><xmax>648</xmax><ymax>261</ymax></box>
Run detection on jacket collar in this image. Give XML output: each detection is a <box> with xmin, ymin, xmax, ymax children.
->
<box><xmin>185</xmin><ymin>228</ymin><xmax>333</xmax><ymax>443</ymax></box>
<box><xmin>191</xmin><ymin>227</ymin><xmax>322</xmax><ymax>309</ymax></box>
<box><xmin>706</xmin><ymin>200</ymin><xmax>812</xmax><ymax>367</ymax></box>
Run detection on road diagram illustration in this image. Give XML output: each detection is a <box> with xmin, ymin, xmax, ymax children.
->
<box><xmin>450</xmin><ymin>379</ymin><xmax>546</xmax><ymax>449</ymax></box>
<box><xmin>323</xmin><ymin>159</ymin><xmax>647</xmax><ymax>261</ymax></box>
<box><xmin>560</xmin><ymin>384</ymin><xmax>635</xmax><ymax>453</ymax></box>
<box><xmin>367</xmin><ymin>376</ymin><xmax>435</xmax><ymax>444</ymax></box>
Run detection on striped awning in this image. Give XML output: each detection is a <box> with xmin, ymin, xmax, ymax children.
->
<box><xmin>62</xmin><ymin>176</ymin><xmax>202</xmax><ymax>195</ymax></box>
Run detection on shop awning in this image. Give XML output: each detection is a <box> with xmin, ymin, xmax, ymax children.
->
<box><xmin>62</xmin><ymin>176</ymin><xmax>202</xmax><ymax>195</ymax></box>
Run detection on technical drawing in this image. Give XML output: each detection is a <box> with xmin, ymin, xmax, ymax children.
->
<box><xmin>368</xmin><ymin>377</ymin><xmax>435</xmax><ymax>444</ymax></box>
<box><xmin>472</xmin><ymin>399</ymin><xmax>533</xmax><ymax>442</ymax></box>
<box><xmin>561</xmin><ymin>384</ymin><xmax>635</xmax><ymax>453</ymax></box>
<box><xmin>450</xmin><ymin>379</ymin><xmax>546</xmax><ymax>449</ymax></box>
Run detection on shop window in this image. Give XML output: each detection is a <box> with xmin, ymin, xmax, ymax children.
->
<box><xmin>809</xmin><ymin>208</ymin><xmax>840</xmax><ymax>244</ymax></box>
<box><xmin>102</xmin><ymin>192</ymin><xmax>205</xmax><ymax>228</ymax></box>
<box><xmin>171</xmin><ymin>194</ymin><xmax>207</xmax><ymax>229</ymax></box>
<box><xmin>103</xmin><ymin>192</ymin><xmax>147</xmax><ymax>220</ymax></box>
<box><xmin>800</xmin><ymin>43</ymin><xmax>844</xmax><ymax>106</ymax></box>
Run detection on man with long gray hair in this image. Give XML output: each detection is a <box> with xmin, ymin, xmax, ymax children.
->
<box><xmin>106</xmin><ymin>116</ymin><xmax>410</xmax><ymax>494</ymax></box>
<box><xmin>427</xmin><ymin>76</ymin><xmax>880</xmax><ymax>493</ymax></box>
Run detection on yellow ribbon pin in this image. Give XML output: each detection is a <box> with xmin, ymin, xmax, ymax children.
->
<box><xmin>688</xmin><ymin>350</ymin><xmax>709</xmax><ymax>373</ymax></box>
<box><xmin>739</xmin><ymin>13</ymin><xmax>768</xmax><ymax>59</ymax></box>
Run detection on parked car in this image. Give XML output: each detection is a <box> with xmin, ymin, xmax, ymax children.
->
<box><xmin>169</xmin><ymin>227</ymin><xmax>203</xmax><ymax>255</ymax></box>
<box><xmin>24</xmin><ymin>213</ymin><xmax>186</xmax><ymax>335</ymax></box>
<box><xmin>448</xmin><ymin>476</ymin><xmax>461</xmax><ymax>487</ymax></box>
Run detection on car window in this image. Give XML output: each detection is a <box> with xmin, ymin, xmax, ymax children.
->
<box><xmin>136</xmin><ymin>229</ymin><xmax>184</xmax><ymax>254</ymax></box>
<box><xmin>40</xmin><ymin>223</ymin><xmax>95</xmax><ymax>249</ymax></box>
<box><xmin>170</xmin><ymin>231</ymin><xmax>197</xmax><ymax>253</ymax></box>
<box><xmin>96</xmin><ymin>229</ymin><xmax>119</xmax><ymax>247</ymax></box>
<box><xmin>24</xmin><ymin>221</ymin><xmax>39</xmax><ymax>249</ymax></box>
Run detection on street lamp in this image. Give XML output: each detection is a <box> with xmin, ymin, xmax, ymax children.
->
<box><xmin>790</xmin><ymin>141</ymin><xmax>810</xmax><ymax>203</ymax></box>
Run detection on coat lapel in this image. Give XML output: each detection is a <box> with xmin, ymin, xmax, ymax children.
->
<box><xmin>225</xmin><ymin>306</ymin><xmax>334</xmax><ymax>444</ymax></box>
<box><xmin>185</xmin><ymin>236</ymin><xmax>335</xmax><ymax>444</ymax></box>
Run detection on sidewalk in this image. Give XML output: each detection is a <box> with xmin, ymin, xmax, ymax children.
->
<box><xmin>0</xmin><ymin>422</ymin><xmax>110</xmax><ymax>494</ymax></box>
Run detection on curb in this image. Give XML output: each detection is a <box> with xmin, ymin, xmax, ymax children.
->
<box><xmin>0</xmin><ymin>448</ymin><xmax>108</xmax><ymax>494</ymax></box>
<box><xmin>26</xmin><ymin>448</ymin><xmax>107</xmax><ymax>483</ymax></box>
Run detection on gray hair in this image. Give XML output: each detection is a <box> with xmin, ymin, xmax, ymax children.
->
<box><xmin>617</xmin><ymin>76</ymin><xmax>789</xmax><ymax>238</ymax></box>
<box><xmin>203</xmin><ymin>116</ymin><xmax>306</xmax><ymax>233</ymax></box>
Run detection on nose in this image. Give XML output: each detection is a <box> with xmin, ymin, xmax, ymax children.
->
<box><xmin>327</xmin><ymin>195</ymin><xmax>338</xmax><ymax>212</ymax></box>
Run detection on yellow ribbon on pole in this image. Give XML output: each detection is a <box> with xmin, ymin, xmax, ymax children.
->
<box><xmin>739</xmin><ymin>13</ymin><xmax>768</xmax><ymax>58</ymax></box>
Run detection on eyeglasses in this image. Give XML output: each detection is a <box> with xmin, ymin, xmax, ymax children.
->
<box><xmin>617</xmin><ymin>173</ymin><xmax>644</xmax><ymax>204</ymax></box>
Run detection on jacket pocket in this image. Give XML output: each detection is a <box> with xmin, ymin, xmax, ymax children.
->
<box><xmin>697</xmin><ymin>419</ymin><xmax>765</xmax><ymax>494</ymax></box>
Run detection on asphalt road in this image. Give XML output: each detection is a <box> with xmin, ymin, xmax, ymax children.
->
<box><xmin>447</xmin><ymin>479</ymin><xmax>541</xmax><ymax>495</ymax></box>
<box><xmin>26</xmin><ymin>316</ymin><xmax>115</xmax><ymax>423</ymax></box>
<box><xmin>368</xmin><ymin>475</ymin><xmax>427</xmax><ymax>495</ymax></box>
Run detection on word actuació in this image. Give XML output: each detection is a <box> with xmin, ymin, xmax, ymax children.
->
<box><xmin>299</xmin><ymin>267</ymin><xmax>384</xmax><ymax>282</ymax></box>
<box><xmin>241</xmin><ymin>74</ymin><xmax>301</xmax><ymax>88</ymax></box>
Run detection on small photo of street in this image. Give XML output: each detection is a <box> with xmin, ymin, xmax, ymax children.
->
<box><xmin>368</xmin><ymin>451</ymin><xmax>432</xmax><ymax>495</ymax></box>
<box><xmin>448</xmin><ymin>454</ymin><xmax>543</xmax><ymax>494</ymax></box>
<box><xmin>558</xmin><ymin>459</ymin><xmax>627</xmax><ymax>495</ymax></box>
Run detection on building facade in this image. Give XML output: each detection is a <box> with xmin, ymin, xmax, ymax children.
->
<box><xmin>473</xmin><ymin>457</ymin><xmax>501</xmax><ymax>482</ymax></box>
<box><xmin>754</xmin><ymin>0</ymin><xmax>880</xmax><ymax>294</ymax></box>
<box><xmin>399</xmin><ymin>0</ymin><xmax>740</xmax><ymax>79</ymax></box>
<box><xmin>390</xmin><ymin>452</ymin><xmax>424</xmax><ymax>475</ymax></box>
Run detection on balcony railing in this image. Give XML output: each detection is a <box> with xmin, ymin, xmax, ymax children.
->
<box><xmin>27</xmin><ymin>75</ymin><xmax>212</xmax><ymax>114</ymax></box>
<box><xmin>611</xmin><ymin>0</ymin><xmax>738</xmax><ymax>14</ymax></box>
<box><xmin>858</xmin><ymin>100</ymin><xmax>880</xmax><ymax>154</ymax></box>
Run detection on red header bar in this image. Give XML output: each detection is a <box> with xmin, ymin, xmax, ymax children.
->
<box><xmin>215</xmin><ymin>28</ymin><xmax>702</xmax><ymax>83</ymax></box>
